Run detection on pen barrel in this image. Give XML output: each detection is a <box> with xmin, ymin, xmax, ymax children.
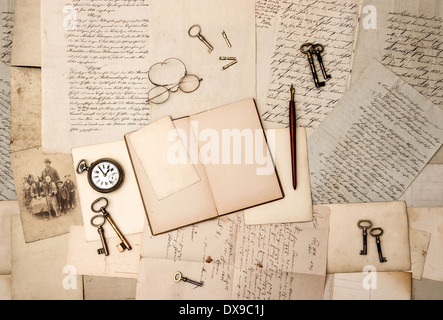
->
<box><xmin>289</xmin><ymin>100</ymin><xmax>297</xmax><ymax>190</ymax></box>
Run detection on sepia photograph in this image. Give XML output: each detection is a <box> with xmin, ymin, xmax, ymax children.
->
<box><xmin>10</xmin><ymin>147</ymin><xmax>83</xmax><ymax>243</ymax></box>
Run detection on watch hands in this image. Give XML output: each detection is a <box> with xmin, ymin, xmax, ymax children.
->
<box><xmin>98</xmin><ymin>166</ymin><xmax>106</xmax><ymax>176</ymax></box>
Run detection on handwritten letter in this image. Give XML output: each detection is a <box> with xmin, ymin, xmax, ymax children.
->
<box><xmin>0</xmin><ymin>62</ymin><xmax>16</xmax><ymax>200</ymax></box>
<box><xmin>137</xmin><ymin>214</ymin><xmax>238</xmax><ymax>300</ymax></box>
<box><xmin>351</xmin><ymin>0</ymin><xmax>443</xmax><ymax>162</ymax></box>
<box><xmin>233</xmin><ymin>206</ymin><xmax>329</xmax><ymax>300</ymax></box>
<box><xmin>41</xmin><ymin>0</ymin><xmax>150</xmax><ymax>153</ymax></box>
<box><xmin>260</xmin><ymin>0</ymin><xmax>359</xmax><ymax>129</ymax></box>
<box><xmin>137</xmin><ymin>207</ymin><xmax>329</xmax><ymax>300</ymax></box>
<box><xmin>308</xmin><ymin>60</ymin><xmax>443</xmax><ymax>205</ymax></box>
<box><xmin>0</xmin><ymin>0</ymin><xmax>14</xmax><ymax>65</ymax></box>
<box><xmin>256</xmin><ymin>0</ymin><xmax>282</xmax><ymax>30</ymax></box>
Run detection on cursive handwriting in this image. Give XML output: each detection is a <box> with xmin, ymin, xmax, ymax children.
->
<box><xmin>382</xmin><ymin>11</ymin><xmax>443</xmax><ymax>107</ymax></box>
<box><xmin>0</xmin><ymin>8</ymin><xmax>13</xmax><ymax>65</ymax></box>
<box><xmin>308</xmin><ymin>62</ymin><xmax>443</xmax><ymax>205</ymax></box>
<box><xmin>0</xmin><ymin>74</ymin><xmax>17</xmax><ymax>200</ymax></box>
<box><xmin>256</xmin><ymin>0</ymin><xmax>282</xmax><ymax>29</ymax></box>
<box><xmin>262</xmin><ymin>0</ymin><xmax>359</xmax><ymax>129</ymax></box>
<box><xmin>63</xmin><ymin>0</ymin><xmax>150</xmax><ymax>134</ymax></box>
<box><xmin>234</xmin><ymin>209</ymin><xmax>328</xmax><ymax>300</ymax></box>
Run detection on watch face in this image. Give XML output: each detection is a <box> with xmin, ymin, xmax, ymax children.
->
<box><xmin>89</xmin><ymin>159</ymin><xmax>123</xmax><ymax>192</ymax></box>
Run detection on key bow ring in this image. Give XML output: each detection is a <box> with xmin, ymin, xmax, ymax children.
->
<box><xmin>90</xmin><ymin>214</ymin><xmax>106</xmax><ymax>228</ymax></box>
<box><xmin>91</xmin><ymin>197</ymin><xmax>108</xmax><ymax>213</ymax></box>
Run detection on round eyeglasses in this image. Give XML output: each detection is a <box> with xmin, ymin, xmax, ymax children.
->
<box><xmin>147</xmin><ymin>58</ymin><xmax>203</xmax><ymax>104</ymax></box>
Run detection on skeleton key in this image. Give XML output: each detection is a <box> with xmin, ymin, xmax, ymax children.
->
<box><xmin>91</xmin><ymin>215</ymin><xmax>109</xmax><ymax>256</ymax></box>
<box><xmin>188</xmin><ymin>24</ymin><xmax>214</xmax><ymax>53</ymax></box>
<box><xmin>311</xmin><ymin>44</ymin><xmax>332</xmax><ymax>80</ymax></box>
<box><xmin>91</xmin><ymin>197</ymin><xmax>132</xmax><ymax>253</ymax></box>
<box><xmin>300</xmin><ymin>43</ymin><xmax>325</xmax><ymax>88</ymax></box>
<box><xmin>370</xmin><ymin>227</ymin><xmax>387</xmax><ymax>263</ymax></box>
<box><xmin>174</xmin><ymin>272</ymin><xmax>203</xmax><ymax>287</ymax></box>
<box><xmin>357</xmin><ymin>220</ymin><xmax>372</xmax><ymax>255</ymax></box>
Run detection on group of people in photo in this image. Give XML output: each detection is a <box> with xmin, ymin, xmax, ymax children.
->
<box><xmin>22</xmin><ymin>159</ymin><xmax>77</xmax><ymax>219</ymax></box>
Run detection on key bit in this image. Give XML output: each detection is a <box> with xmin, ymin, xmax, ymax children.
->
<box><xmin>103</xmin><ymin>211</ymin><xmax>132</xmax><ymax>252</ymax></box>
<box><xmin>311</xmin><ymin>44</ymin><xmax>332</xmax><ymax>80</ymax></box>
<box><xmin>91</xmin><ymin>197</ymin><xmax>132</xmax><ymax>254</ymax></box>
<box><xmin>300</xmin><ymin>43</ymin><xmax>325</xmax><ymax>88</ymax></box>
<box><xmin>91</xmin><ymin>215</ymin><xmax>109</xmax><ymax>256</ymax></box>
<box><xmin>97</xmin><ymin>226</ymin><xmax>109</xmax><ymax>256</ymax></box>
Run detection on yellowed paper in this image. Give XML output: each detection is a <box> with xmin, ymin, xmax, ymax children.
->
<box><xmin>259</xmin><ymin>0</ymin><xmax>360</xmax><ymax>130</ymax></box>
<box><xmin>244</xmin><ymin>127</ymin><xmax>313</xmax><ymax>225</ymax></box>
<box><xmin>10</xmin><ymin>67</ymin><xmax>41</xmax><ymax>153</ymax></box>
<box><xmin>125</xmin><ymin>117</ymin><xmax>200</xmax><ymax>200</ymax></box>
<box><xmin>41</xmin><ymin>0</ymin><xmax>151</xmax><ymax>154</ymax></box>
<box><xmin>0</xmin><ymin>0</ymin><xmax>14</xmax><ymax>66</ymax></box>
<box><xmin>137</xmin><ymin>206</ymin><xmax>330</xmax><ymax>300</ymax></box>
<box><xmin>11</xmin><ymin>0</ymin><xmax>40</xmax><ymax>67</ymax></box>
<box><xmin>0</xmin><ymin>275</ymin><xmax>12</xmax><ymax>300</ymax></box>
<box><xmin>190</xmin><ymin>98</ymin><xmax>283</xmax><ymax>215</ymax></box>
<box><xmin>309</xmin><ymin>60</ymin><xmax>443</xmax><ymax>205</ymax></box>
<box><xmin>10</xmin><ymin>147</ymin><xmax>83</xmax><ymax>243</ymax></box>
<box><xmin>399</xmin><ymin>164</ymin><xmax>443</xmax><ymax>207</ymax></box>
<box><xmin>234</xmin><ymin>206</ymin><xmax>330</xmax><ymax>300</ymax></box>
<box><xmin>255</xmin><ymin>0</ymin><xmax>281</xmax><ymax>117</ymax></box>
<box><xmin>409</xmin><ymin>228</ymin><xmax>431</xmax><ymax>280</ymax></box>
<box><xmin>407</xmin><ymin>207</ymin><xmax>443</xmax><ymax>282</ymax></box>
<box><xmin>326</xmin><ymin>201</ymin><xmax>411</xmax><ymax>274</ymax></box>
<box><xmin>11</xmin><ymin>214</ymin><xmax>83</xmax><ymax>300</ymax></box>
<box><xmin>351</xmin><ymin>0</ymin><xmax>443</xmax><ymax>163</ymax></box>
<box><xmin>148</xmin><ymin>0</ymin><xmax>256</xmax><ymax>122</ymax></box>
<box><xmin>126</xmin><ymin>117</ymin><xmax>218</xmax><ymax>235</ymax></box>
<box><xmin>332</xmin><ymin>272</ymin><xmax>412</xmax><ymax>300</ymax></box>
<box><xmin>128</xmin><ymin>99</ymin><xmax>282</xmax><ymax>235</ymax></box>
<box><xmin>0</xmin><ymin>201</ymin><xmax>18</xmax><ymax>275</ymax></box>
<box><xmin>66</xmin><ymin>225</ymin><xmax>142</xmax><ymax>279</ymax></box>
<box><xmin>72</xmin><ymin>139</ymin><xmax>146</xmax><ymax>242</ymax></box>
<box><xmin>0</xmin><ymin>61</ymin><xmax>15</xmax><ymax>200</ymax></box>
<box><xmin>137</xmin><ymin>214</ymin><xmax>239</xmax><ymax>300</ymax></box>
<box><xmin>83</xmin><ymin>276</ymin><xmax>137</xmax><ymax>300</ymax></box>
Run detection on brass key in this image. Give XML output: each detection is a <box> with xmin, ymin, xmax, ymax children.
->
<box><xmin>370</xmin><ymin>227</ymin><xmax>387</xmax><ymax>263</ymax></box>
<box><xmin>357</xmin><ymin>220</ymin><xmax>372</xmax><ymax>255</ymax></box>
<box><xmin>91</xmin><ymin>197</ymin><xmax>132</xmax><ymax>253</ymax></box>
<box><xmin>188</xmin><ymin>24</ymin><xmax>214</xmax><ymax>53</ymax></box>
<box><xmin>311</xmin><ymin>44</ymin><xmax>331</xmax><ymax>80</ymax></box>
<box><xmin>300</xmin><ymin>43</ymin><xmax>325</xmax><ymax>88</ymax></box>
<box><xmin>91</xmin><ymin>215</ymin><xmax>109</xmax><ymax>256</ymax></box>
<box><xmin>174</xmin><ymin>272</ymin><xmax>203</xmax><ymax>287</ymax></box>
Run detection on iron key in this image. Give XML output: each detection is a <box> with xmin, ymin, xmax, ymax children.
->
<box><xmin>91</xmin><ymin>215</ymin><xmax>109</xmax><ymax>256</ymax></box>
<box><xmin>311</xmin><ymin>44</ymin><xmax>332</xmax><ymax>80</ymax></box>
<box><xmin>300</xmin><ymin>43</ymin><xmax>325</xmax><ymax>88</ymax></box>
<box><xmin>174</xmin><ymin>272</ymin><xmax>203</xmax><ymax>287</ymax></box>
<box><xmin>188</xmin><ymin>24</ymin><xmax>213</xmax><ymax>53</ymax></box>
<box><xmin>357</xmin><ymin>220</ymin><xmax>372</xmax><ymax>255</ymax></box>
<box><xmin>370</xmin><ymin>227</ymin><xmax>387</xmax><ymax>263</ymax></box>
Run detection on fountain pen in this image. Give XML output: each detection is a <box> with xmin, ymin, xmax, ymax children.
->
<box><xmin>290</xmin><ymin>85</ymin><xmax>297</xmax><ymax>190</ymax></box>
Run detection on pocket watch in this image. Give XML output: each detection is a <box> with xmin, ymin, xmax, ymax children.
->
<box><xmin>76</xmin><ymin>158</ymin><xmax>124</xmax><ymax>193</ymax></box>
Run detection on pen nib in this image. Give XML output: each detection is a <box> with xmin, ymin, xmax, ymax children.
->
<box><xmin>290</xmin><ymin>85</ymin><xmax>295</xmax><ymax>100</ymax></box>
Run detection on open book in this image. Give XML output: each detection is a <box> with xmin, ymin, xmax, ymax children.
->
<box><xmin>125</xmin><ymin>98</ymin><xmax>283</xmax><ymax>235</ymax></box>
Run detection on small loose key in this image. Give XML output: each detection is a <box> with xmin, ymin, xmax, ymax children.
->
<box><xmin>174</xmin><ymin>272</ymin><xmax>203</xmax><ymax>287</ymax></box>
